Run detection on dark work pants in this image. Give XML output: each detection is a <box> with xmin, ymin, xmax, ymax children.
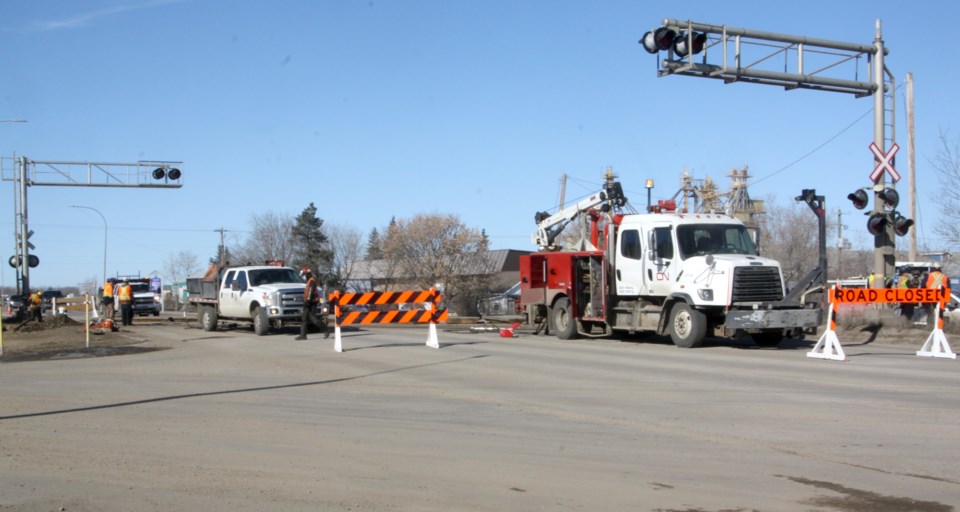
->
<box><xmin>300</xmin><ymin>303</ymin><xmax>327</xmax><ymax>337</ymax></box>
<box><xmin>120</xmin><ymin>302</ymin><xmax>133</xmax><ymax>326</ymax></box>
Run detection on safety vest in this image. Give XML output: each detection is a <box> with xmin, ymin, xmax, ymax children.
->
<box><xmin>117</xmin><ymin>284</ymin><xmax>133</xmax><ymax>302</ymax></box>
<box><xmin>304</xmin><ymin>277</ymin><xmax>319</xmax><ymax>304</ymax></box>
<box><xmin>29</xmin><ymin>292</ymin><xmax>42</xmax><ymax>306</ymax></box>
<box><xmin>926</xmin><ymin>271</ymin><xmax>946</xmax><ymax>289</ymax></box>
<box><xmin>103</xmin><ymin>281</ymin><xmax>114</xmax><ymax>296</ymax></box>
<box><xmin>896</xmin><ymin>274</ymin><xmax>910</xmax><ymax>288</ymax></box>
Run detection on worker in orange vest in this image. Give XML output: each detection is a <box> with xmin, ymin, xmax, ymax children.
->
<box><xmin>101</xmin><ymin>278</ymin><xmax>116</xmax><ymax>320</ymax></box>
<box><xmin>117</xmin><ymin>279</ymin><xmax>134</xmax><ymax>326</ymax></box>
<box><xmin>924</xmin><ymin>267</ymin><xmax>948</xmax><ymax>327</ymax></box>
<box><xmin>28</xmin><ymin>290</ymin><xmax>43</xmax><ymax>322</ymax></box>
<box><xmin>926</xmin><ymin>267</ymin><xmax>947</xmax><ymax>290</ymax></box>
<box><xmin>295</xmin><ymin>268</ymin><xmax>328</xmax><ymax>340</ymax></box>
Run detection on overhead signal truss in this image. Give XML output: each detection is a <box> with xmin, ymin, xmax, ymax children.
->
<box><xmin>644</xmin><ymin>18</ymin><xmax>883</xmax><ymax>97</ymax></box>
<box><xmin>2</xmin><ymin>158</ymin><xmax>184</xmax><ymax>188</ymax></box>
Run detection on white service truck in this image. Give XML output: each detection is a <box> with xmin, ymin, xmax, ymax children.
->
<box><xmin>520</xmin><ymin>174</ymin><xmax>825</xmax><ymax>348</ymax></box>
<box><xmin>187</xmin><ymin>265</ymin><xmax>310</xmax><ymax>335</ymax></box>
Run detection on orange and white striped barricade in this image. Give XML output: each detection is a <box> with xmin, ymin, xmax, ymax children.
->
<box><xmin>917</xmin><ymin>299</ymin><xmax>956</xmax><ymax>359</ymax></box>
<box><xmin>328</xmin><ymin>289</ymin><xmax>448</xmax><ymax>352</ymax></box>
<box><xmin>808</xmin><ymin>286</ymin><xmax>845</xmax><ymax>361</ymax></box>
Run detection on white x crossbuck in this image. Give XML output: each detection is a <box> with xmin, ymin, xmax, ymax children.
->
<box><xmin>869</xmin><ymin>142</ymin><xmax>900</xmax><ymax>182</ymax></box>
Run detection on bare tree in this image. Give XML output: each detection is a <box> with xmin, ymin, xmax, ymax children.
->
<box><xmin>757</xmin><ymin>195</ymin><xmax>827</xmax><ymax>287</ymax></box>
<box><xmin>163</xmin><ymin>250</ymin><xmax>201</xmax><ymax>285</ymax></box>
<box><xmin>931</xmin><ymin>129</ymin><xmax>960</xmax><ymax>249</ymax></box>
<box><xmin>327</xmin><ymin>224</ymin><xmax>365</xmax><ymax>292</ymax></box>
<box><xmin>234</xmin><ymin>211</ymin><xmax>296</xmax><ymax>265</ymax></box>
<box><xmin>383</xmin><ymin>213</ymin><xmax>493</xmax><ymax>314</ymax></box>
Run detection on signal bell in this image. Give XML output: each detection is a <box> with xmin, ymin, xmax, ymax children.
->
<box><xmin>847</xmin><ymin>189</ymin><xmax>868</xmax><ymax>210</ymax></box>
<box><xmin>640</xmin><ymin>27</ymin><xmax>677</xmax><ymax>54</ymax></box>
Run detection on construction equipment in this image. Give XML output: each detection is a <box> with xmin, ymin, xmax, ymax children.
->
<box><xmin>519</xmin><ymin>171</ymin><xmax>825</xmax><ymax>348</ymax></box>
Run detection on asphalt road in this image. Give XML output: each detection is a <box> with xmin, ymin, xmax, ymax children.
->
<box><xmin>1</xmin><ymin>323</ymin><xmax>958</xmax><ymax>511</ymax></box>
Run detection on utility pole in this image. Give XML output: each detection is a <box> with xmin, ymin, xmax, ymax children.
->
<box><xmin>907</xmin><ymin>72</ymin><xmax>917</xmax><ymax>262</ymax></box>
<box><xmin>215</xmin><ymin>227</ymin><xmax>228</xmax><ymax>268</ymax></box>
<box><xmin>837</xmin><ymin>209</ymin><xmax>845</xmax><ymax>276</ymax></box>
<box><xmin>558</xmin><ymin>173</ymin><xmax>567</xmax><ymax>210</ymax></box>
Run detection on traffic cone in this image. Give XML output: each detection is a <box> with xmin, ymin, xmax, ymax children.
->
<box><xmin>499</xmin><ymin>322</ymin><xmax>522</xmax><ymax>338</ymax></box>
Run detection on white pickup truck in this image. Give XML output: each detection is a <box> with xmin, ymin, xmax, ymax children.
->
<box><xmin>187</xmin><ymin>265</ymin><xmax>309</xmax><ymax>335</ymax></box>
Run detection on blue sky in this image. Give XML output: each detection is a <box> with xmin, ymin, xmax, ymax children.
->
<box><xmin>1</xmin><ymin>0</ymin><xmax>958</xmax><ymax>289</ymax></box>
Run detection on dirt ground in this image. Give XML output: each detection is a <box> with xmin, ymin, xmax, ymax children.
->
<box><xmin>0</xmin><ymin>314</ymin><xmax>163</xmax><ymax>362</ymax></box>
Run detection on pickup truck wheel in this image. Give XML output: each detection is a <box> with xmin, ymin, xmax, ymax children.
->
<box><xmin>553</xmin><ymin>297</ymin><xmax>579</xmax><ymax>340</ymax></box>
<box><xmin>669</xmin><ymin>302</ymin><xmax>706</xmax><ymax>348</ymax></box>
<box><xmin>752</xmin><ymin>330</ymin><xmax>784</xmax><ymax>347</ymax></box>
<box><xmin>200</xmin><ymin>306</ymin><xmax>218</xmax><ymax>332</ymax></box>
<box><xmin>253</xmin><ymin>306</ymin><xmax>270</xmax><ymax>336</ymax></box>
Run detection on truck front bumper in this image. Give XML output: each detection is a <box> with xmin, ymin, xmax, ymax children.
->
<box><xmin>725</xmin><ymin>308</ymin><xmax>822</xmax><ymax>329</ymax></box>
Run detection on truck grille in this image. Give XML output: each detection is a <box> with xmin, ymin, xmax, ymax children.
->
<box><xmin>732</xmin><ymin>266</ymin><xmax>783</xmax><ymax>302</ymax></box>
<box><xmin>280</xmin><ymin>289</ymin><xmax>304</xmax><ymax>308</ymax></box>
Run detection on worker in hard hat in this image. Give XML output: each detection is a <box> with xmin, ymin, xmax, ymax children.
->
<box><xmin>117</xmin><ymin>279</ymin><xmax>134</xmax><ymax>326</ymax></box>
<box><xmin>102</xmin><ymin>278</ymin><xmax>116</xmax><ymax>320</ymax></box>
<box><xmin>924</xmin><ymin>267</ymin><xmax>949</xmax><ymax>327</ymax></box>
<box><xmin>28</xmin><ymin>289</ymin><xmax>43</xmax><ymax>322</ymax></box>
<box><xmin>295</xmin><ymin>268</ymin><xmax>329</xmax><ymax>340</ymax></box>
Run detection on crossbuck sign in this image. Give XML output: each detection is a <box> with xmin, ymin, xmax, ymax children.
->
<box><xmin>869</xmin><ymin>142</ymin><xmax>900</xmax><ymax>182</ymax></box>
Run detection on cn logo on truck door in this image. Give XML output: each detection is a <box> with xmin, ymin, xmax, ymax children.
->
<box><xmin>647</xmin><ymin>226</ymin><xmax>675</xmax><ymax>297</ymax></box>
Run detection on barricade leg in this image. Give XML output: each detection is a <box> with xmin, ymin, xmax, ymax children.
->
<box><xmin>426</xmin><ymin>321</ymin><xmax>439</xmax><ymax>349</ymax></box>
<box><xmin>917</xmin><ymin>303</ymin><xmax>956</xmax><ymax>359</ymax></box>
<box><xmin>334</xmin><ymin>325</ymin><xmax>343</xmax><ymax>353</ymax></box>
<box><xmin>807</xmin><ymin>293</ymin><xmax>845</xmax><ymax>361</ymax></box>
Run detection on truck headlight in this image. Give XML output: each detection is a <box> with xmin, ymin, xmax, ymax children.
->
<box><xmin>698</xmin><ymin>289</ymin><xmax>714</xmax><ymax>301</ymax></box>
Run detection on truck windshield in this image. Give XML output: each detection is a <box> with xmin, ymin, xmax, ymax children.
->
<box><xmin>677</xmin><ymin>224</ymin><xmax>757</xmax><ymax>259</ymax></box>
<box><xmin>130</xmin><ymin>283</ymin><xmax>151</xmax><ymax>293</ymax></box>
<box><xmin>248</xmin><ymin>268</ymin><xmax>302</xmax><ymax>286</ymax></box>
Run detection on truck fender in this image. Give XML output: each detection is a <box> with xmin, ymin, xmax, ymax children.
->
<box><xmin>658</xmin><ymin>294</ymin><xmax>696</xmax><ymax>335</ymax></box>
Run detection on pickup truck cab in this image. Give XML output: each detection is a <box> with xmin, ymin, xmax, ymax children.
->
<box><xmin>189</xmin><ymin>265</ymin><xmax>307</xmax><ymax>335</ymax></box>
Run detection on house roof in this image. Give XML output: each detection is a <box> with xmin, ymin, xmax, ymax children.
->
<box><xmin>347</xmin><ymin>249</ymin><xmax>530</xmax><ymax>280</ymax></box>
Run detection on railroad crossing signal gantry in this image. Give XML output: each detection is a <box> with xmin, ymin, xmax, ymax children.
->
<box><xmin>642</xmin><ymin>17</ymin><xmax>899</xmax><ymax>284</ymax></box>
<box><xmin>1</xmin><ymin>157</ymin><xmax>184</xmax><ymax>296</ymax></box>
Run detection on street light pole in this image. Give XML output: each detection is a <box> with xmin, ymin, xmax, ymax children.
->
<box><xmin>70</xmin><ymin>205</ymin><xmax>107</xmax><ymax>286</ymax></box>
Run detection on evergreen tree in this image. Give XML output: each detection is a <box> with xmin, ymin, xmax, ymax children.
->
<box><xmin>209</xmin><ymin>244</ymin><xmax>232</xmax><ymax>267</ymax></box>
<box><xmin>366</xmin><ymin>228</ymin><xmax>384</xmax><ymax>261</ymax></box>
<box><xmin>291</xmin><ymin>203</ymin><xmax>334</xmax><ymax>286</ymax></box>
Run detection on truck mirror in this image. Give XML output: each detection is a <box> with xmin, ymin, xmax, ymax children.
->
<box><xmin>231</xmin><ymin>282</ymin><xmax>240</xmax><ymax>292</ymax></box>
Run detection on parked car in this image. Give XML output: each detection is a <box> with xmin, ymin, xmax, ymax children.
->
<box><xmin>6</xmin><ymin>295</ymin><xmax>24</xmax><ymax>314</ymax></box>
<box><xmin>41</xmin><ymin>290</ymin><xmax>65</xmax><ymax>312</ymax></box>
